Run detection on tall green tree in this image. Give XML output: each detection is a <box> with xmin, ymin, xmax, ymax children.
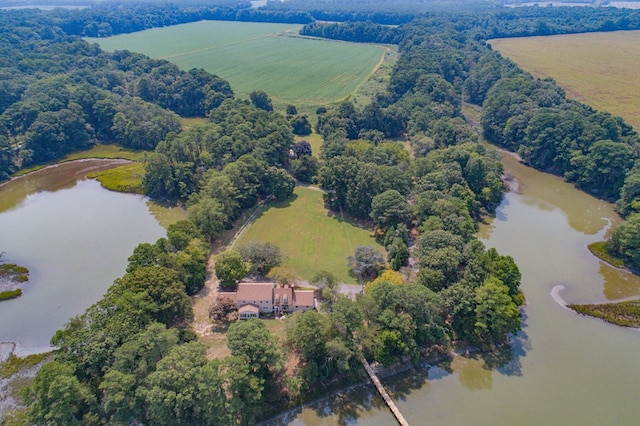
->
<box><xmin>370</xmin><ymin>189</ymin><xmax>411</xmax><ymax>230</ymax></box>
<box><xmin>23</xmin><ymin>361</ymin><xmax>97</xmax><ymax>425</ymax></box>
<box><xmin>607</xmin><ymin>213</ymin><xmax>640</xmax><ymax>270</ymax></box>
<box><xmin>238</xmin><ymin>241</ymin><xmax>283</xmax><ymax>276</ymax></box>
<box><xmin>347</xmin><ymin>246</ymin><xmax>385</xmax><ymax>282</ymax></box>
<box><xmin>215</xmin><ymin>250</ymin><xmax>248</xmax><ymax>288</ymax></box>
<box><xmin>100</xmin><ymin>323</ymin><xmax>179</xmax><ymax>424</ymax></box>
<box><xmin>474</xmin><ymin>277</ymin><xmax>521</xmax><ymax>345</ymax></box>
<box><xmin>141</xmin><ymin>342</ymin><xmax>227</xmax><ymax>426</ymax></box>
<box><xmin>249</xmin><ymin>90</ymin><xmax>273</xmax><ymax>112</ymax></box>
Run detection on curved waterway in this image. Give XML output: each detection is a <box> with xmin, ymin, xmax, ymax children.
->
<box><xmin>272</xmin><ymin>153</ymin><xmax>640</xmax><ymax>425</ymax></box>
<box><xmin>0</xmin><ymin>160</ymin><xmax>184</xmax><ymax>355</ymax></box>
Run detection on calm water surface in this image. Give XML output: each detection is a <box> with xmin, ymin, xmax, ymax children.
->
<box><xmin>0</xmin><ymin>160</ymin><xmax>183</xmax><ymax>354</ymax></box>
<box><xmin>274</xmin><ymin>153</ymin><xmax>640</xmax><ymax>425</ymax></box>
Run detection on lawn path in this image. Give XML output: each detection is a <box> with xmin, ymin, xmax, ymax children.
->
<box><xmin>191</xmin><ymin>199</ymin><xmax>272</xmax><ymax>358</ymax></box>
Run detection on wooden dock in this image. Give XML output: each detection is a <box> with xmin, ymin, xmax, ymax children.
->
<box><xmin>361</xmin><ymin>358</ymin><xmax>410</xmax><ymax>426</ymax></box>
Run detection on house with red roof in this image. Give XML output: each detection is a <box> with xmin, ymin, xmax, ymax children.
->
<box><xmin>218</xmin><ymin>281</ymin><xmax>317</xmax><ymax>319</ymax></box>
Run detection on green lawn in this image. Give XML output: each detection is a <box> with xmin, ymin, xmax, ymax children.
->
<box><xmin>89</xmin><ymin>21</ymin><xmax>386</xmax><ymax>109</ymax></box>
<box><xmin>233</xmin><ymin>186</ymin><xmax>382</xmax><ymax>283</ymax></box>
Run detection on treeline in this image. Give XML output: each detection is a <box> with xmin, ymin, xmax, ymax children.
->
<box><xmin>474</xmin><ymin>5</ymin><xmax>640</xmax><ymax>39</ymax></box>
<box><xmin>19</xmin><ymin>78</ymin><xmax>303</xmax><ymax>425</ymax></box>
<box><xmin>265</xmin><ymin>0</ymin><xmax>498</xmax><ymax>23</ymax></box>
<box><xmin>300</xmin><ymin>20</ymin><xmax>403</xmax><ymax>44</ymax></box>
<box><xmin>22</xmin><ymin>223</ymin><xmax>294</xmax><ymax>424</ymax></box>
<box><xmin>50</xmin><ymin>1</ymin><xmax>312</xmax><ymax>37</ymax></box>
<box><xmin>299</xmin><ymin>6</ymin><xmax>640</xmax><ymax>46</ymax></box>
<box><xmin>391</xmin><ymin>15</ymin><xmax>640</xmax><ymax>269</ymax></box>
<box><xmin>0</xmin><ymin>9</ymin><xmax>233</xmax><ymax>181</ymax></box>
<box><xmin>481</xmin><ymin>75</ymin><xmax>638</xmax><ymax>200</ymax></box>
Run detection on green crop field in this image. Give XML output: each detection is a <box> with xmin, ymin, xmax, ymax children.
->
<box><xmin>89</xmin><ymin>21</ymin><xmax>387</xmax><ymax>108</ymax></box>
<box><xmin>233</xmin><ymin>186</ymin><xmax>382</xmax><ymax>283</ymax></box>
<box><xmin>490</xmin><ymin>30</ymin><xmax>640</xmax><ymax>131</ymax></box>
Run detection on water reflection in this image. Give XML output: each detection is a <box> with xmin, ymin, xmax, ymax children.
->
<box><xmin>146</xmin><ymin>200</ymin><xmax>187</xmax><ymax>229</ymax></box>
<box><xmin>266</xmin><ymin>151</ymin><xmax>640</xmax><ymax>425</ymax></box>
<box><xmin>0</xmin><ymin>161</ymin><xmax>176</xmax><ymax>351</ymax></box>
<box><xmin>600</xmin><ymin>262</ymin><xmax>640</xmax><ymax>300</ymax></box>
<box><xmin>0</xmin><ymin>159</ymin><xmax>129</xmax><ymax>214</ymax></box>
<box><xmin>262</xmin><ymin>385</ymin><xmax>392</xmax><ymax>426</ymax></box>
<box><xmin>501</xmin><ymin>154</ymin><xmax>619</xmax><ymax>235</ymax></box>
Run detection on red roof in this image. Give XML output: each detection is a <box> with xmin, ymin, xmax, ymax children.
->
<box><xmin>237</xmin><ymin>282</ymin><xmax>273</xmax><ymax>301</ymax></box>
<box><xmin>294</xmin><ymin>290</ymin><xmax>315</xmax><ymax>306</ymax></box>
<box><xmin>238</xmin><ymin>304</ymin><xmax>260</xmax><ymax>314</ymax></box>
<box><xmin>273</xmin><ymin>286</ymin><xmax>293</xmax><ymax>305</ymax></box>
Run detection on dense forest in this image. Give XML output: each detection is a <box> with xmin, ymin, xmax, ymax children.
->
<box><xmin>302</xmin><ymin>7</ymin><xmax>640</xmax><ymax>269</ymax></box>
<box><xmin>1</xmin><ymin>1</ymin><xmax>640</xmax><ymax>424</ymax></box>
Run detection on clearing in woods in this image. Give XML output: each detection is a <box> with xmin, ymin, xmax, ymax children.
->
<box><xmin>490</xmin><ymin>30</ymin><xmax>640</xmax><ymax>131</ymax></box>
<box><xmin>89</xmin><ymin>20</ymin><xmax>388</xmax><ymax>109</ymax></box>
<box><xmin>233</xmin><ymin>186</ymin><xmax>382</xmax><ymax>284</ymax></box>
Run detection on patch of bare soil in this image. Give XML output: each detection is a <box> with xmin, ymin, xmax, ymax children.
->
<box><xmin>191</xmin><ymin>255</ymin><xmax>232</xmax><ymax>360</ymax></box>
<box><xmin>191</xmin><ymin>202</ymin><xmax>270</xmax><ymax>359</ymax></box>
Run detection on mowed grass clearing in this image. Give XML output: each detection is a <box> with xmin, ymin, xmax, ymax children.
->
<box><xmin>490</xmin><ymin>30</ymin><xmax>640</xmax><ymax>131</ymax></box>
<box><xmin>233</xmin><ymin>186</ymin><xmax>381</xmax><ymax>283</ymax></box>
<box><xmin>89</xmin><ymin>21</ymin><xmax>387</xmax><ymax>107</ymax></box>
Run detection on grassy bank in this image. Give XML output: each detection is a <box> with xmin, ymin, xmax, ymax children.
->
<box><xmin>569</xmin><ymin>300</ymin><xmax>640</xmax><ymax>327</ymax></box>
<box><xmin>587</xmin><ymin>241</ymin><xmax>626</xmax><ymax>268</ymax></box>
<box><xmin>64</xmin><ymin>144</ymin><xmax>147</xmax><ymax>193</ymax></box>
<box><xmin>87</xmin><ymin>162</ymin><xmax>145</xmax><ymax>193</ymax></box>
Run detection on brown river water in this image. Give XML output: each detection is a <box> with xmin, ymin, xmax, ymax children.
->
<box><xmin>269</xmin><ymin>152</ymin><xmax>640</xmax><ymax>426</ymax></box>
<box><xmin>0</xmin><ymin>160</ymin><xmax>184</xmax><ymax>354</ymax></box>
<box><xmin>3</xmin><ymin>156</ymin><xmax>640</xmax><ymax>425</ymax></box>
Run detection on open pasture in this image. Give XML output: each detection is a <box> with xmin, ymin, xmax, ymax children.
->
<box><xmin>490</xmin><ymin>30</ymin><xmax>640</xmax><ymax>130</ymax></box>
<box><xmin>233</xmin><ymin>186</ymin><xmax>381</xmax><ymax>283</ymax></box>
<box><xmin>90</xmin><ymin>20</ymin><xmax>386</xmax><ymax>108</ymax></box>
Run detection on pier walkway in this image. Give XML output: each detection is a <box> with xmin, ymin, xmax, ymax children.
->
<box><xmin>361</xmin><ymin>358</ymin><xmax>410</xmax><ymax>426</ymax></box>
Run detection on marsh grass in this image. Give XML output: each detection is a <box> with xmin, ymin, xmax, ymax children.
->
<box><xmin>64</xmin><ymin>144</ymin><xmax>145</xmax><ymax>161</ymax></box>
<box><xmin>569</xmin><ymin>300</ymin><xmax>640</xmax><ymax>328</ymax></box>
<box><xmin>0</xmin><ymin>352</ymin><xmax>51</xmax><ymax>379</ymax></box>
<box><xmin>0</xmin><ymin>289</ymin><xmax>22</xmax><ymax>301</ymax></box>
<box><xmin>588</xmin><ymin>241</ymin><xmax>625</xmax><ymax>268</ymax></box>
<box><xmin>87</xmin><ymin>162</ymin><xmax>145</xmax><ymax>193</ymax></box>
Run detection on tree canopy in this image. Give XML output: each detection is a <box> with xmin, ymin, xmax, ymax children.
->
<box><xmin>23</xmin><ymin>1</ymin><xmax>640</xmax><ymax>422</ymax></box>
